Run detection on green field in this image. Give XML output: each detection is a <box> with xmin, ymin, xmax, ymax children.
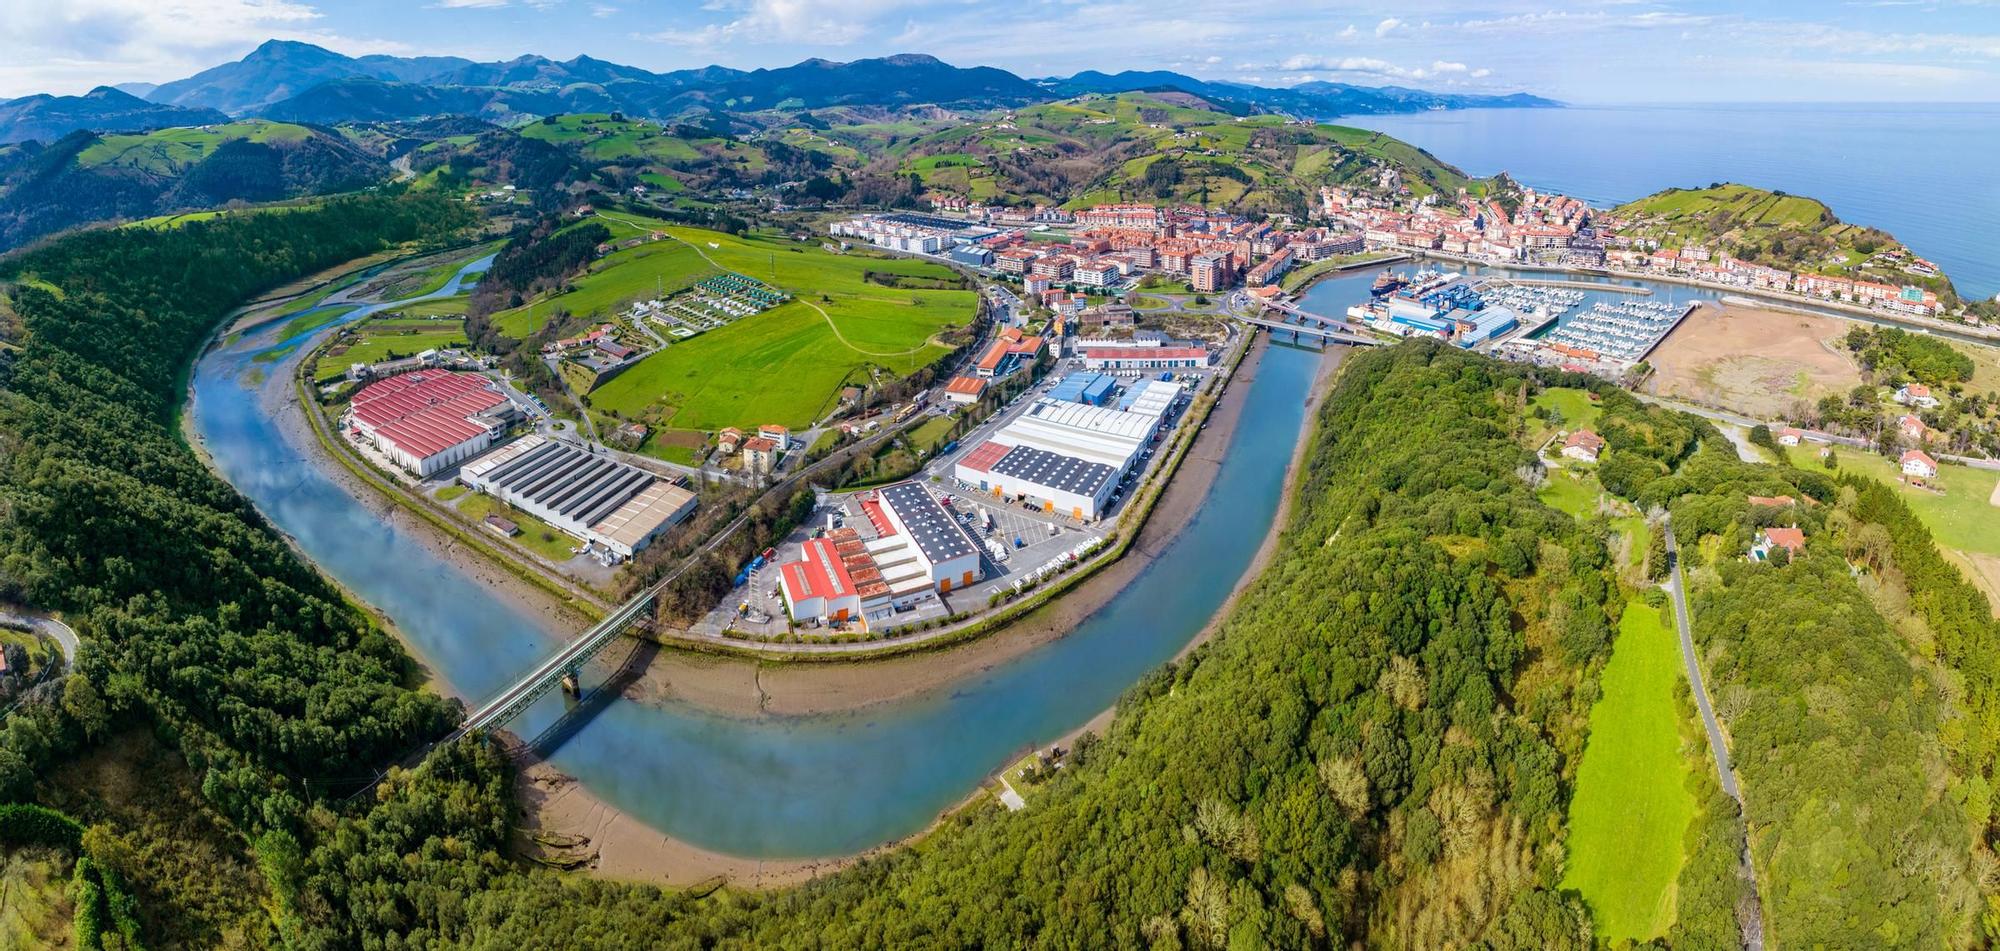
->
<box><xmin>493</xmin><ymin>238</ymin><xmax>709</xmax><ymax>338</ymax></box>
<box><xmin>909</xmin><ymin>413</ymin><xmax>958</xmax><ymax>453</ymax></box>
<box><xmin>76</xmin><ymin>121</ymin><xmax>313</xmax><ymax>171</ymax></box>
<box><xmin>316</xmin><ymin>326</ymin><xmax>467</xmax><ymax>382</ymax></box>
<box><xmin>1538</xmin><ymin>468</ymin><xmax>1603</xmax><ymax>518</ymax></box>
<box><xmin>454</xmin><ymin>493</ymin><xmax>579</xmax><ymax>563</ymax></box>
<box><xmin>1837</xmin><ymin>452</ymin><xmax>2000</xmax><ymax>557</ymax></box>
<box><xmin>1562</xmin><ymin>601</ymin><xmax>1697</xmax><ymax>943</ymax></box>
<box><xmin>568</xmin><ymin>214</ymin><xmax>972</xmax><ymax>435</ymax></box>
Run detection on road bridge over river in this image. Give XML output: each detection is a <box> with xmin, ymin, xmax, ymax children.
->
<box><xmin>1234</xmin><ymin>294</ymin><xmax>1383</xmax><ymax>347</ymax></box>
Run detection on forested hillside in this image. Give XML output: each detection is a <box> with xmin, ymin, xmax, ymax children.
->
<box><xmin>885</xmin><ymin>92</ymin><xmax>1480</xmax><ymax>216</ymax></box>
<box><xmin>3</xmin><ymin>190</ymin><xmax>1997</xmax><ymax>945</ymax></box>
<box><xmin>0</xmin><ymin>196</ymin><xmax>473</xmax><ymax>944</ymax></box>
<box><xmin>0</xmin><ymin>121</ymin><xmax>385</xmax><ymax>252</ymax></box>
<box><xmin>1578</xmin><ymin>388</ymin><xmax>2000</xmax><ymax>946</ymax></box>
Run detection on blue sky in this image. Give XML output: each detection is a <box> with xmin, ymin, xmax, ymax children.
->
<box><xmin>3</xmin><ymin>0</ymin><xmax>1997</xmax><ymax>101</ymax></box>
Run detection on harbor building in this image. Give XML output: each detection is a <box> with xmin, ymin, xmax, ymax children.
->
<box><xmin>347</xmin><ymin>370</ymin><xmax>513</xmax><ymax>477</ymax></box>
<box><xmin>459</xmin><ymin>434</ymin><xmax>698</xmax><ymax>562</ymax></box>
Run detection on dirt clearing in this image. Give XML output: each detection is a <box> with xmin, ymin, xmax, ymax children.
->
<box><xmin>1648</xmin><ymin>302</ymin><xmax>1862</xmax><ymax>418</ymax></box>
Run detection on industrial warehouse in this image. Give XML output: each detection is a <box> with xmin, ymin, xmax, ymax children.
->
<box><xmin>953</xmin><ymin>380</ymin><xmax>1184</xmax><ymax>520</ymax></box>
<box><xmin>346</xmin><ymin>370</ymin><xmax>517</xmax><ymax>477</ymax></box>
<box><xmin>777</xmin><ymin>481</ymin><xmax>984</xmax><ymax>628</ymax></box>
<box><xmin>459</xmin><ymin>434</ymin><xmax>698</xmax><ymax>563</ymax></box>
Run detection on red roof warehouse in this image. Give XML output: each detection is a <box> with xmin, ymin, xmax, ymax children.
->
<box><xmin>348</xmin><ymin>371</ymin><xmax>510</xmax><ymax>476</ymax></box>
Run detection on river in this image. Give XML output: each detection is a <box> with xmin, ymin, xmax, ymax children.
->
<box><xmin>190</xmin><ymin>259</ymin><xmax>1345</xmax><ymax>858</ymax></box>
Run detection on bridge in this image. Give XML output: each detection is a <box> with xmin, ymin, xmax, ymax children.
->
<box><xmin>448</xmin><ymin>580</ymin><xmax>661</xmax><ymax>741</ymax></box>
<box><xmin>1236</xmin><ymin>296</ymin><xmax>1382</xmax><ymax>346</ymax></box>
<box><xmin>438</xmin><ymin>318</ymin><xmax>1013</xmax><ymax>748</ymax></box>
<box><xmin>1238</xmin><ymin>313</ymin><xmax>1380</xmax><ymax>346</ymax></box>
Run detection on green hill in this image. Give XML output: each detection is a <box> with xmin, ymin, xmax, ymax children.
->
<box><xmin>1613</xmin><ymin>183</ymin><xmax>1959</xmax><ymax>301</ymax></box>
<box><xmin>890</xmin><ymin>92</ymin><xmax>1480</xmax><ymax>214</ymax></box>
<box><xmin>0</xmin><ymin>120</ymin><xmax>383</xmax><ymax>251</ymax></box>
<box><xmin>512</xmin><ymin>113</ymin><xmax>832</xmax><ymax>194</ymax></box>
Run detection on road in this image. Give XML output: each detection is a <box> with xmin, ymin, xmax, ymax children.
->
<box><xmin>1</xmin><ymin>606</ymin><xmax>77</xmax><ymax>665</ymax></box>
<box><xmin>1640</xmin><ymin>393</ymin><xmax>2000</xmax><ymax>472</ymax></box>
<box><xmin>1662</xmin><ymin>523</ymin><xmax>1766</xmax><ymax>951</ymax></box>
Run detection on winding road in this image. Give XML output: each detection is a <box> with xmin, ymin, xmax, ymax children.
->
<box><xmin>1662</xmin><ymin>523</ymin><xmax>1765</xmax><ymax>951</ymax></box>
<box><xmin>0</xmin><ymin>607</ymin><xmax>77</xmax><ymax>665</ymax></box>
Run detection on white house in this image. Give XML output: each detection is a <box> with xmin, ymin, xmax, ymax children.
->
<box><xmin>1896</xmin><ymin>383</ymin><xmax>1941</xmax><ymax>409</ymax></box>
<box><xmin>1901</xmin><ymin>449</ymin><xmax>1939</xmax><ymax>480</ymax></box>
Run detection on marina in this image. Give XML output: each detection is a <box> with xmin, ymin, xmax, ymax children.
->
<box><xmin>1540</xmin><ymin>298</ymin><xmax>1699</xmax><ymax>363</ymax></box>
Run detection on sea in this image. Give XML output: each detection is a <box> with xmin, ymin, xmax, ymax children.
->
<box><xmin>1334</xmin><ymin>102</ymin><xmax>2000</xmax><ymax>302</ymax></box>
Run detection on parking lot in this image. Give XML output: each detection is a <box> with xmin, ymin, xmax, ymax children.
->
<box><xmin>695</xmin><ymin>333</ymin><xmax>1242</xmax><ymax>640</ymax></box>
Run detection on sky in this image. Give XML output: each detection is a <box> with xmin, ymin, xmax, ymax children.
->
<box><xmin>2</xmin><ymin>0</ymin><xmax>1997</xmax><ymax>102</ymax></box>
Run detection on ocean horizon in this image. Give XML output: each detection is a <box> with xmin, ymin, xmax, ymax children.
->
<box><xmin>1338</xmin><ymin>101</ymin><xmax>2000</xmax><ymax>302</ymax></box>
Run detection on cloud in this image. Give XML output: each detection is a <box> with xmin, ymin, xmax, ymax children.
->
<box><xmin>1278</xmin><ymin>53</ymin><xmax>1457</xmax><ymax>81</ymax></box>
<box><xmin>590</xmin><ymin>2</ymin><xmax>619</xmax><ymax>15</ymax></box>
<box><xmin>1338</xmin><ymin>24</ymin><xmax>1357</xmax><ymax>39</ymax></box>
<box><xmin>433</xmin><ymin>0</ymin><xmax>507</xmax><ymax>7</ymax></box>
<box><xmin>642</xmin><ymin>0</ymin><xmax>933</xmax><ymax>47</ymax></box>
<box><xmin>1374</xmin><ymin>17</ymin><xmax>1402</xmax><ymax>38</ymax></box>
<box><xmin>0</xmin><ymin>0</ymin><xmax>414</xmax><ymax>96</ymax></box>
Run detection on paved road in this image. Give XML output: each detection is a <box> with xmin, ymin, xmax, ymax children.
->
<box><xmin>1</xmin><ymin>607</ymin><xmax>77</xmax><ymax>665</ymax></box>
<box><xmin>1662</xmin><ymin>523</ymin><xmax>1765</xmax><ymax>951</ymax></box>
<box><xmin>1640</xmin><ymin>393</ymin><xmax>2000</xmax><ymax>472</ymax></box>
<box><xmin>1663</xmin><ymin>525</ymin><xmax>1738</xmax><ymax>798</ymax></box>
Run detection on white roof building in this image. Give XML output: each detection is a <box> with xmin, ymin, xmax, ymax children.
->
<box><xmin>996</xmin><ymin>398</ymin><xmax>1157</xmax><ymax>469</ymax></box>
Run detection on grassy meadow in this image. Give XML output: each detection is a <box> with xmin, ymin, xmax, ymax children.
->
<box><xmin>1561</xmin><ymin>601</ymin><xmax>1697</xmax><ymax>942</ymax></box>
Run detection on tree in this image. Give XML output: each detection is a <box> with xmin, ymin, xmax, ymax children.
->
<box><xmin>61</xmin><ymin>674</ymin><xmax>108</xmax><ymax>741</ymax></box>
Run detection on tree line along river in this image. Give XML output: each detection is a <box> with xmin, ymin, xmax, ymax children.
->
<box><xmin>190</xmin><ymin>255</ymin><xmax>1336</xmax><ymax>859</ymax></box>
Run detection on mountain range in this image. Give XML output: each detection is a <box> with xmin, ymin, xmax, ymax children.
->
<box><xmin>0</xmin><ymin>87</ymin><xmax>226</xmax><ymax>145</ymax></box>
<box><xmin>0</xmin><ymin>40</ymin><xmax>1558</xmax><ymax>144</ymax></box>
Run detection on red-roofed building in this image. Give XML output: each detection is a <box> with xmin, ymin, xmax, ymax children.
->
<box><xmin>1898</xmin><ymin>414</ymin><xmax>1928</xmax><ymax>442</ymax></box>
<box><xmin>973</xmin><ymin>331</ymin><xmax>1046</xmax><ymax>379</ymax></box>
<box><xmin>742</xmin><ymin>436</ymin><xmax>779</xmax><ymax>475</ymax></box>
<box><xmin>1901</xmin><ymin>449</ymin><xmax>1939</xmax><ymax>480</ymax></box>
<box><xmin>348</xmin><ymin>370</ymin><xmax>509</xmax><ymax>476</ymax></box>
<box><xmin>1081</xmin><ymin>346</ymin><xmax>1209</xmax><ymax>370</ymax></box>
<box><xmin>1752</xmin><ymin>526</ymin><xmax>1806</xmax><ymax>561</ymax></box>
<box><xmin>943</xmin><ymin>375</ymin><xmax>987</xmax><ymax>404</ymax></box>
<box><xmin>956</xmin><ymin>440</ymin><xmax>1012</xmax><ymax>474</ymax></box>
<box><xmin>779</xmin><ymin>538</ymin><xmax>862</xmax><ymax>624</ymax></box>
<box><xmin>1561</xmin><ymin>429</ymin><xmax>1605</xmax><ymax>463</ymax></box>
